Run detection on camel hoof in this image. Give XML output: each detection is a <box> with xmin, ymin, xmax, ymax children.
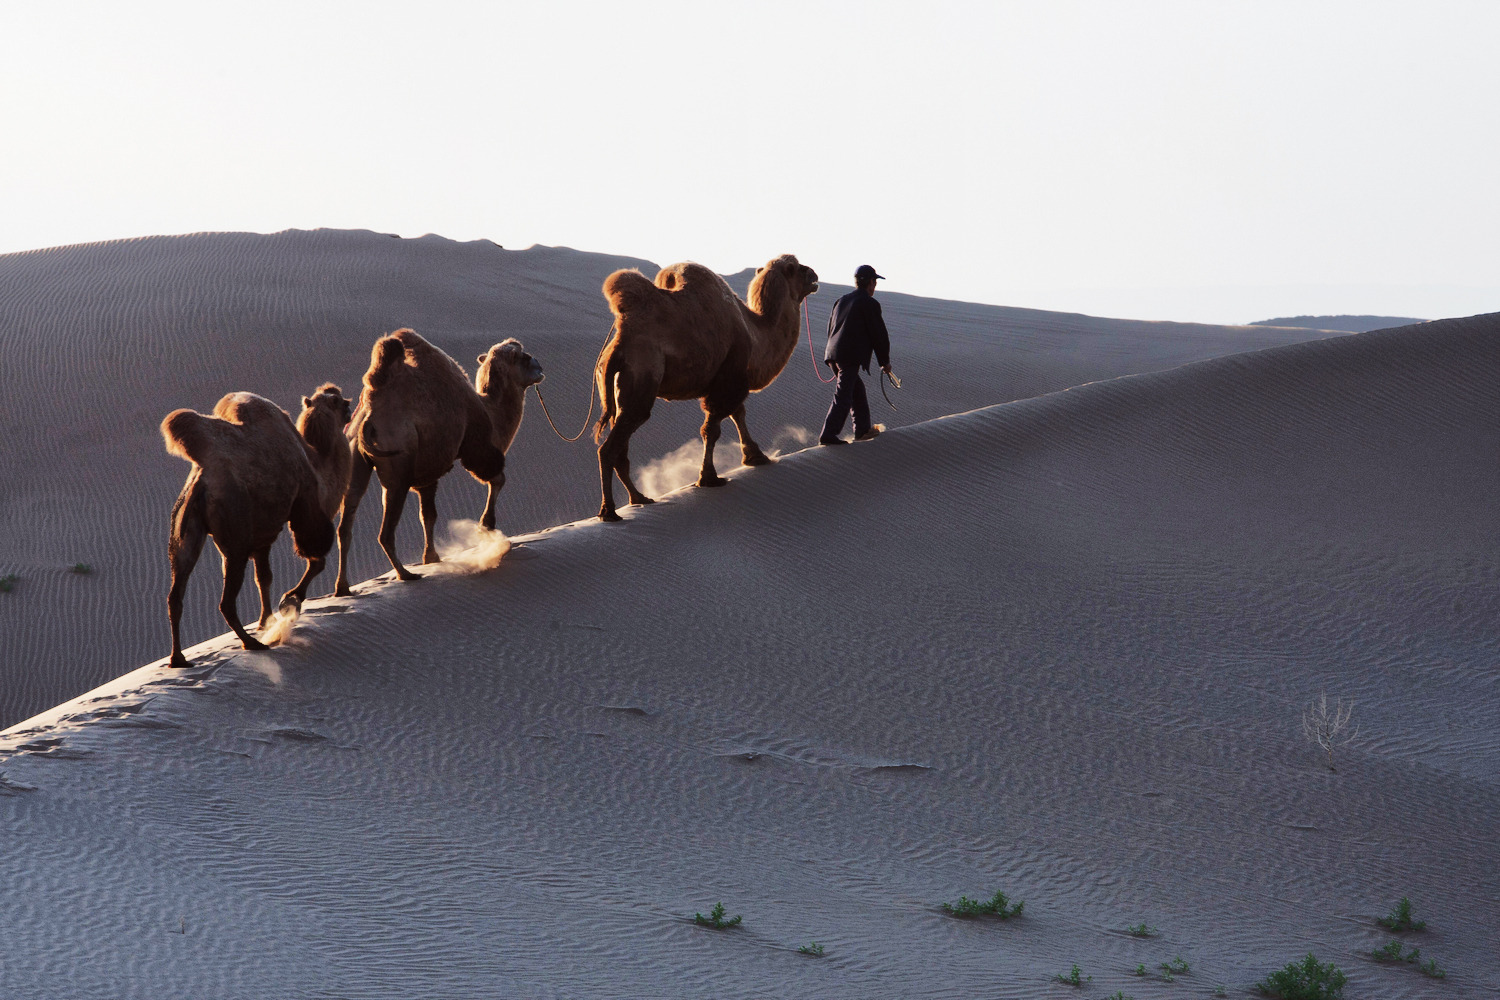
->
<box><xmin>422</xmin><ymin>553</ymin><xmax>442</xmax><ymax>565</ymax></box>
<box><xmin>628</xmin><ymin>496</ymin><xmax>655</xmax><ymax>506</ymax></box>
<box><xmin>394</xmin><ymin>569</ymin><xmax>423</xmax><ymax>582</ymax></box>
<box><xmin>278</xmin><ymin>594</ymin><xmax>302</xmax><ymax>612</ymax></box>
<box><xmin>169</xmin><ymin>654</ymin><xmax>192</xmax><ymax>669</ymax></box>
<box><xmin>333</xmin><ymin>584</ymin><xmax>353</xmax><ymax>598</ymax></box>
<box><xmin>742</xmin><ymin>452</ymin><xmax>773</xmax><ymax>467</ymax></box>
<box><xmin>599</xmin><ymin>510</ymin><xmax>623</xmax><ymax>523</ymax></box>
<box><xmin>242</xmin><ymin>637</ymin><xmax>270</xmax><ymax>651</ymax></box>
<box><xmin>697</xmin><ymin>475</ymin><xmax>729</xmax><ymax>488</ymax></box>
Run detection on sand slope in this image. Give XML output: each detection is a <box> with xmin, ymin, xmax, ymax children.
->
<box><xmin>1</xmin><ymin>312</ymin><xmax>1494</xmax><ymax>998</ymax></box>
<box><xmin>0</xmin><ymin>229</ymin><xmax>1334</xmax><ymax>726</ymax></box>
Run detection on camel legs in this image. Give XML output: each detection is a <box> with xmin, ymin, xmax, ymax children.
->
<box><xmin>730</xmin><ymin>405</ymin><xmax>772</xmax><ymax>467</ymax></box>
<box><xmin>597</xmin><ymin>405</ymin><xmax>654</xmax><ymax>522</ymax></box>
<box><xmin>167</xmin><ymin>487</ymin><xmax>208</xmax><ymax>669</ymax></box>
<box><xmin>479</xmin><ymin>471</ymin><xmax>506</xmax><ymax>531</ymax></box>
<box><xmin>377</xmin><ymin>481</ymin><xmax>421</xmax><ymax>582</ymax></box>
<box><xmin>281</xmin><ymin>554</ymin><xmax>327</xmax><ymax>612</ymax></box>
<box><xmin>251</xmin><ymin>545</ymin><xmax>274</xmax><ymax>630</ymax></box>
<box><xmin>417</xmin><ymin>484</ymin><xmax>442</xmax><ymax>563</ymax></box>
<box><xmin>218</xmin><ymin>548</ymin><xmax>268</xmax><ymax>652</ymax></box>
<box><xmin>334</xmin><ymin>452</ymin><xmax>374</xmax><ymax>597</ymax></box>
<box><xmin>697</xmin><ymin>411</ymin><xmax>730</xmax><ymax>488</ymax></box>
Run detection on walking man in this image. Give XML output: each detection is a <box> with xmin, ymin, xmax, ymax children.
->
<box><xmin>819</xmin><ymin>264</ymin><xmax>893</xmax><ymax>445</ymax></box>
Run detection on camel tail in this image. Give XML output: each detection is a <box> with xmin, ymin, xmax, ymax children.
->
<box><xmin>364</xmin><ymin>334</ymin><xmax>408</xmax><ymax>391</ymax></box>
<box><xmin>593</xmin><ymin>342</ymin><xmax>624</xmax><ymax>444</ymax></box>
<box><xmin>161</xmin><ymin>409</ymin><xmax>217</xmax><ymax>466</ymax></box>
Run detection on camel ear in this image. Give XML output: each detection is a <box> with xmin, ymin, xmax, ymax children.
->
<box><xmin>478</xmin><ymin>354</ymin><xmax>486</xmax><ymax>365</ymax></box>
<box><xmin>302</xmin><ymin>396</ymin><xmax>311</xmax><ymax>408</ymax></box>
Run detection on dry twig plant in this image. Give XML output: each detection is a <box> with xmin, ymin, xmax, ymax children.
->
<box><xmin>1302</xmin><ymin>693</ymin><xmax>1358</xmax><ymax>771</ymax></box>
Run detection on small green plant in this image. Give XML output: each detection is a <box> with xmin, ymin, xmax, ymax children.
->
<box><xmin>941</xmin><ymin>889</ymin><xmax>1024</xmax><ymax>919</ymax></box>
<box><xmin>1214</xmin><ymin>987</ymin><xmax>1228</xmax><ymax>997</ymax></box>
<box><xmin>1377</xmin><ymin>896</ymin><xmax>1427</xmax><ymax>932</ymax></box>
<box><xmin>0</xmin><ymin>574</ymin><xmax>18</xmax><ymax>593</ymax></box>
<box><xmin>797</xmin><ymin>941</ymin><xmax>824</xmax><ymax>957</ymax></box>
<box><xmin>1125</xmin><ymin>922</ymin><xmax>1159</xmax><ymax>937</ymax></box>
<box><xmin>1418</xmin><ymin>957</ymin><xmax>1446</xmax><ymax>979</ymax></box>
<box><xmin>693</xmin><ymin>902</ymin><xmax>741</xmax><ymax>929</ymax></box>
<box><xmin>1162</xmin><ymin>970</ymin><xmax>1175</xmax><ymax>983</ymax></box>
<box><xmin>1372</xmin><ymin>939</ymin><xmax>1419</xmax><ymax>964</ymax></box>
<box><xmin>1134</xmin><ymin>964</ymin><xmax>1148</xmax><ymax>977</ymax></box>
<box><xmin>1161</xmin><ymin>955</ymin><xmax>1191</xmax><ymax>975</ymax></box>
<box><xmin>69</xmin><ymin>562</ymin><xmax>92</xmax><ymax>575</ymax></box>
<box><xmin>1055</xmin><ymin>964</ymin><xmax>1091</xmax><ymax>987</ymax></box>
<box><xmin>1106</xmin><ymin>992</ymin><xmax>1134</xmax><ymax>1000</ymax></box>
<box><xmin>1257</xmin><ymin>953</ymin><xmax>1347</xmax><ymax>999</ymax></box>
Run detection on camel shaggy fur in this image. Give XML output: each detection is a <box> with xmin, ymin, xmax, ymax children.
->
<box><xmin>335</xmin><ymin>329</ymin><xmax>543</xmax><ymax>593</ymax></box>
<box><xmin>162</xmin><ymin>384</ymin><xmax>353</xmax><ymax>668</ymax></box>
<box><xmin>593</xmin><ymin>253</ymin><xmax>819</xmax><ymax>521</ymax></box>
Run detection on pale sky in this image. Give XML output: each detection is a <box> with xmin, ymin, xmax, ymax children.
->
<box><xmin>3</xmin><ymin>1</ymin><xmax>1497</xmax><ymax>324</ymax></box>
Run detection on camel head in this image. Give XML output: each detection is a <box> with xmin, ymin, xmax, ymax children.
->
<box><xmin>301</xmin><ymin>383</ymin><xmax>353</xmax><ymax>430</ymax></box>
<box><xmin>750</xmin><ymin>254</ymin><xmax>819</xmax><ymax>316</ymax></box>
<box><xmin>478</xmin><ymin>338</ymin><xmax>545</xmax><ymax>392</ymax></box>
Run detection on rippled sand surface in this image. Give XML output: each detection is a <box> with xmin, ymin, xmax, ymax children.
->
<box><xmin>2</xmin><ymin>232</ymin><xmax>1494</xmax><ymax>997</ymax></box>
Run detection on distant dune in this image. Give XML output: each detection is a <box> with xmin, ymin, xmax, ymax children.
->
<box><xmin>0</xmin><ymin>229</ymin><xmax>1338</xmax><ymax>727</ymax></box>
<box><xmin>1</xmin><ymin>292</ymin><xmax>1495</xmax><ymax>996</ymax></box>
<box><xmin>1249</xmin><ymin>314</ymin><xmax>1427</xmax><ymax>333</ymax></box>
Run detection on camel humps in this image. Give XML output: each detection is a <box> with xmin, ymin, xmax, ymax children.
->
<box><xmin>593</xmin><ymin>254</ymin><xmax>819</xmax><ymax>521</ymax></box>
<box><xmin>335</xmin><ymin>329</ymin><xmax>543</xmax><ymax>593</ymax></box>
<box><xmin>162</xmin><ymin>385</ymin><xmax>354</xmax><ymax>668</ymax></box>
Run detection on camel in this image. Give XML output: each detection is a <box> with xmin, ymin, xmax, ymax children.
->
<box><xmin>335</xmin><ymin>329</ymin><xmax>544</xmax><ymax>594</ymax></box>
<box><xmin>162</xmin><ymin>384</ymin><xmax>353</xmax><ymax>668</ymax></box>
<box><xmin>593</xmin><ymin>253</ymin><xmax>819</xmax><ymax>521</ymax></box>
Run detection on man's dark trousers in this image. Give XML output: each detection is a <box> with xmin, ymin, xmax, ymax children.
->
<box><xmin>820</xmin><ymin>363</ymin><xmax>871</xmax><ymax>441</ymax></box>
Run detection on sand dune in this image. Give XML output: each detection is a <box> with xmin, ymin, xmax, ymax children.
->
<box><xmin>0</xmin><ymin>229</ymin><xmax>1335</xmax><ymax>727</ymax></box>
<box><xmin>1</xmin><ymin>305</ymin><xmax>1494</xmax><ymax>997</ymax></box>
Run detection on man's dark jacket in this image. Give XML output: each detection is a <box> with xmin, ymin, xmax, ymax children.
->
<box><xmin>823</xmin><ymin>288</ymin><xmax>891</xmax><ymax>373</ymax></box>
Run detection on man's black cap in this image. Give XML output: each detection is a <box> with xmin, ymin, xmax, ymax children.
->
<box><xmin>854</xmin><ymin>264</ymin><xmax>885</xmax><ymax>281</ymax></box>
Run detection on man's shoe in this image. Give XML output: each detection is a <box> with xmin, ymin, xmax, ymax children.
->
<box><xmin>854</xmin><ymin>424</ymin><xmax>885</xmax><ymax>442</ymax></box>
<box><xmin>819</xmin><ymin>436</ymin><xmax>848</xmax><ymax>446</ymax></box>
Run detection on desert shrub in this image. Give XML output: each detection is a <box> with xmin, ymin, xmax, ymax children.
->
<box><xmin>1125</xmin><ymin>922</ymin><xmax>1158</xmax><ymax>937</ymax></box>
<box><xmin>0</xmin><ymin>574</ymin><xmax>18</xmax><ymax>593</ymax></box>
<box><xmin>1377</xmin><ymin>896</ymin><xmax>1427</xmax><ymax>932</ymax></box>
<box><xmin>1302</xmin><ymin>693</ymin><xmax>1358</xmax><ymax>770</ymax></box>
<box><xmin>1055</xmin><ymin>964</ymin><xmax>1090</xmax><ymax>987</ymax></box>
<box><xmin>1372</xmin><ymin>939</ymin><xmax>1418</xmax><ymax>964</ymax></box>
<box><xmin>1257</xmin><ymin>953</ymin><xmax>1347</xmax><ymax>1000</ymax></box>
<box><xmin>1418</xmin><ymin>957</ymin><xmax>1446</xmax><ymax>979</ymax></box>
<box><xmin>797</xmin><ymin>941</ymin><xmax>824</xmax><ymax>957</ymax></box>
<box><xmin>941</xmin><ymin>889</ymin><xmax>1024</xmax><ymax>919</ymax></box>
<box><xmin>1161</xmin><ymin>956</ymin><xmax>1191</xmax><ymax>974</ymax></box>
<box><xmin>693</xmin><ymin>902</ymin><xmax>741</xmax><ymax>929</ymax></box>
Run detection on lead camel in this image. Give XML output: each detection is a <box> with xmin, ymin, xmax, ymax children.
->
<box><xmin>593</xmin><ymin>254</ymin><xmax>819</xmax><ymax>521</ymax></box>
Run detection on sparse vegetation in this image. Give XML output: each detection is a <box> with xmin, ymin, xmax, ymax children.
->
<box><xmin>1214</xmin><ymin>987</ymin><xmax>1228</xmax><ymax>997</ymax></box>
<box><xmin>1302</xmin><ymin>693</ymin><xmax>1358</xmax><ymax>770</ymax></box>
<box><xmin>1161</xmin><ymin>956</ymin><xmax>1191</xmax><ymax>975</ymax></box>
<box><xmin>797</xmin><ymin>941</ymin><xmax>824</xmax><ymax>957</ymax></box>
<box><xmin>69</xmin><ymin>562</ymin><xmax>92</xmax><ymax>574</ymax></box>
<box><xmin>0</xmin><ymin>574</ymin><xmax>18</xmax><ymax>593</ymax></box>
<box><xmin>1106</xmin><ymin>992</ymin><xmax>1134</xmax><ymax>1000</ymax></box>
<box><xmin>1418</xmin><ymin>957</ymin><xmax>1446</xmax><ymax>979</ymax></box>
<box><xmin>1055</xmin><ymin>964</ymin><xmax>1091</xmax><ymax>987</ymax></box>
<box><xmin>1125</xmin><ymin>922</ymin><xmax>1159</xmax><ymax>937</ymax></box>
<box><xmin>1377</xmin><ymin>896</ymin><xmax>1427</xmax><ymax>932</ymax></box>
<box><xmin>1372</xmin><ymin>939</ymin><xmax>1419</xmax><ymax>964</ymax></box>
<box><xmin>1257</xmin><ymin>953</ymin><xmax>1347</xmax><ymax>1000</ymax></box>
<box><xmin>1134</xmin><ymin>964</ymin><xmax>1148</xmax><ymax>977</ymax></box>
<box><xmin>941</xmin><ymin>889</ymin><xmax>1024</xmax><ymax>919</ymax></box>
<box><xmin>693</xmin><ymin>902</ymin><xmax>741</xmax><ymax>929</ymax></box>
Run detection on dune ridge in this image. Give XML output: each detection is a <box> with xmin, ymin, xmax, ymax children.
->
<box><xmin>0</xmin><ymin>229</ymin><xmax>1338</xmax><ymax>726</ymax></box>
<box><xmin>1</xmin><ymin>312</ymin><xmax>1495</xmax><ymax>997</ymax></box>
